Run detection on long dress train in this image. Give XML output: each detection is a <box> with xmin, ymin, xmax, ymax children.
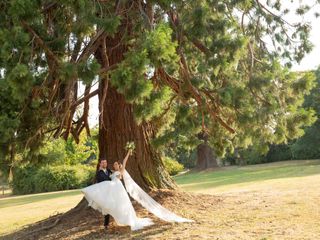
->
<box><xmin>81</xmin><ymin>170</ymin><xmax>193</xmax><ymax>231</ymax></box>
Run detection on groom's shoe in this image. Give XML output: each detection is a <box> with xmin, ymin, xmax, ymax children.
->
<box><xmin>104</xmin><ymin>224</ymin><xmax>112</xmax><ymax>233</ymax></box>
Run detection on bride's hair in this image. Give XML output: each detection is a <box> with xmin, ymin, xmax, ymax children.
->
<box><xmin>113</xmin><ymin>161</ymin><xmax>122</xmax><ymax>169</ymax></box>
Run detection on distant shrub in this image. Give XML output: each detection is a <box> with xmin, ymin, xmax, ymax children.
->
<box><xmin>11</xmin><ymin>165</ymin><xmax>38</xmax><ymax>194</ymax></box>
<box><xmin>176</xmin><ymin>150</ymin><xmax>197</xmax><ymax>169</ymax></box>
<box><xmin>291</xmin><ymin>121</ymin><xmax>320</xmax><ymax>160</ymax></box>
<box><xmin>266</xmin><ymin>144</ymin><xmax>293</xmax><ymax>162</ymax></box>
<box><xmin>11</xmin><ymin>164</ymin><xmax>95</xmax><ymax>194</ymax></box>
<box><xmin>34</xmin><ymin>165</ymin><xmax>79</xmax><ymax>192</ymax></box>
<box><xmin>163</xmin><ymin>157</ymin><xmax>184</xmax><ymax>175</ymax></box>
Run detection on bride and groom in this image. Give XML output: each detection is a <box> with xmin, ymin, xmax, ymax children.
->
<box><xmin>81</xmin><ymin>149</ymin><xmax>193</xmax><ymax>231</ymax></box>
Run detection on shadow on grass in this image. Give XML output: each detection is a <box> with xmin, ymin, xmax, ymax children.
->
<box><xmin>174</xmin><ymin>160</ymin><xmax>320</xmax><ymax>192</ymax></box>
<box><xmin>71</xmin><ymin>223</ymin><xmax>174</xmax><ymax>240</ymax></box>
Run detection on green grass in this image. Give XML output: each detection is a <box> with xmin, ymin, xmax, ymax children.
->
<box><xmin>1</xmin><ymin>160</ymin><xmax>320</xmax><ymax>236</ymax></box>
<box><xmin>0</xmin><ymin>189</ymin><xmax>83</xmax><ymax>236</ymax></box>
<box><xmin>174</xmin><ymin>160</ymin><xmax>320</xmax><ymax>192</ymax></box>
<box><xmin>0</xmin><ymin>189</ymin><xmax>81</xmax><ymax>209</ymax></box>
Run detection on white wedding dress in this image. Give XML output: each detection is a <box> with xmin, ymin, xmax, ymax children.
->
<box><xmin>81</xmin><ymin>170</ymin><xmax>193</xmax><ymax>231</ymax></box>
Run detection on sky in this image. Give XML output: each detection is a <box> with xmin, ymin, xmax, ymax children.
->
<box><xmin>84</xmin><ymin>1</ymin><xmax>320</xmax><ymax>127</ymax></box>
<box><xmin>287</xmin><ymin>1</ymin><xmax>320</xmax><ymax>71</ymax></box>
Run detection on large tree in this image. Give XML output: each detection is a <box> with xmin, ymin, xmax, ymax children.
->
<box><xmin>0</xmin><ymin>0</ymin><xmax>318</xmax><ymax>190</ymax></box>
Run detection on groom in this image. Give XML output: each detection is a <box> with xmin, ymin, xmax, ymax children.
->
<box><xmin>96</xmin><ymin>159</ymin><xmax>113</xmax><ymax>229</ymax></box>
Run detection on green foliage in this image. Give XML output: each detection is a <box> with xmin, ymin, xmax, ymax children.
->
<box><xmin>1</xmin><ymin>0</ymin><xmax>319</xmax><ymax>178</ymax></box>
<box><xmin>163</xmin><ymin>156</ymin><xmax>184</xmax><ymax>176</ymax></box>
<box><xmin>0</xmin><ymin>0</ymin><xmax>104</xmax><ymax>168</ymax></box>
<box><xmin>134</xmin><ymin>86</ymin><xmax>174</xmax><ymax>124</ymax></box>
<box><xmin>291</xmin><ymin>122</ymin><xmax>320</xmax><ymax>159</ymax></box>
<box><xmin>11</xmin><ymin>164</ymin><xmax>95</xmax><ymax>194</ymax></box>
<box><xmin>166</xmin><ymin>147</ymin><xmax>197</xmax><ymax>169</ymax></box>
<box><xmin>229</xmin><ymin>68</ymin><xmax>320</xmax><ymax>164</ymax></box>
<box><xmin>35</xmin><ymin>138</ymin><xmax>66</xmax><ymax>165</ymax></box>
<box><xmin>151</xmin><ymin>103</ymin><xmax>203</xmax><ymax>157</ymax></box>
<box><xmin>110</xmin><ymin>23</ymin><xmax>178</xmax><ymax>112</ymax></box>
<box><xmin>143</xmin><ymin>23</ymin><xmax>179</xmax><ymax>72</ymax></box>
<box><xmin>33</xmin><ymin>165</ymin><xmax>80</xmax><ymax>193</ymax></box>
<box><xmin>77</xmin><ymin>59</ymin><xmax>101</xmax><ymax>85</ymax></box>
<box><xmin>110</xmin><ymin>49</ymin><xmax>153</xmax><ymax>103</ymax></box>
<box><xmin>25</xmin><ymin>131</ymin><xmax>98</xmax><ymax>167</ymax></box>
<box><xmin>64</xmin><ymin>132</ymin><xmax>98</xmax><ymax>165</ymax></box>
<box><xmin>266</xmin><ymin>144</ymin><xmax>293</xmax><ymax>163</ymax></box>
<box><xmin>10</xmin><ymin>165</ymin><xmax>38</xmax><ymax>194</ymax></box>
<box><xmin>7</xmin><ymin>64</ymin><xmax>34</xmax><ymax>102</ymax></box>
<box><xmin>3</xmin><ymin>129</ymin><xmax>98</xmax><ymax>194</ymax></box>
<box><xmin>288</xmin><ymin>68</ymin><xmax>320</xmax><ymax>159</ymax></box>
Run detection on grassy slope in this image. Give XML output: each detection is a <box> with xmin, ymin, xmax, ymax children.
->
<box><xmin>174</xmin><ymin>160</ymin><xmax>320</xmax><ymax>193</ymax></box>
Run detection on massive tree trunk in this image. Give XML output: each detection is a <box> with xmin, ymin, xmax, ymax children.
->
<box><xmin>196</xmin><ymin>132</ymin><xmax>219</xmax><ymax>169</ymax></box>
<box><xmin>100</xmin><ymin>83</ymin><xmax>176</xmax><ymax>190</ymax></box>
<box><xmin>95</xmin><ymin>9</ymin><xmax>175</xmax><ymax>190</ymax></box>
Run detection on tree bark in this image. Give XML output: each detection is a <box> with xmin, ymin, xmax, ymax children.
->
<box><xmin>101</xmin><ymin>83</ymin><xmax>176</xmax><ymax>190</ymax></box>
<box><xmin>196</xmin><ymin>132</ymin><xmax>219</xmax><ymax>169</ymax></box>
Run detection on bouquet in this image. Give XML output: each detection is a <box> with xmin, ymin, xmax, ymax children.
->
<box><xmin>125</xmin><ymin>141</ymin><xmax>136</xmax><ymax>154</ymax></box>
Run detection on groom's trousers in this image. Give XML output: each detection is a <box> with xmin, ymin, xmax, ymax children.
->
<box><xmin>104</xmin><ymin>214</ymin><xmax>110</xmax><ymax>227</ymax></box>
<box><xmin>96</xmin><ymin>169</ymin><xmax>112</xmax><ymax>227</ymax></box>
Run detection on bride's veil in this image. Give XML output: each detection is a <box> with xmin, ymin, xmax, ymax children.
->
<box><xmin>122</xmin><ymin>170</ymin><xmax>193</xmax><ymax>223</ymax></box>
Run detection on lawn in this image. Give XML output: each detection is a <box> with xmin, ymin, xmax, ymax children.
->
<box><xmin>174</xmin><ymin>159</ymin><xmax>320</xmax><ymax>193</ymax></box>
<box><xmin>1</xmin><ymin>159</ymin><xmax>320</xmax><ymax>239</ymax></box>
<box><xmin>0</xmin><ymin>189</ymin><xmax>83</xmax><ymax>236</ymax></box>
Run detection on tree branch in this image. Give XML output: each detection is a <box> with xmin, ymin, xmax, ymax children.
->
<box><xmin>21</xmin><ymin>20</ymin><xmax>59</xmax><ymax>64</ymax></box>
<box><xmin>76</xmin><ymin>29</ymin><xmax>106</xmax><ymax>63</ymax></box>
<box><xmin>71</xmin><ymin>89</ymin><xmax>99</xmax><ymax>109</ymax></box>
<box><xmin>254</xmin><ymin>0</ymin><xmax>294</xmax><ymax>27</ymax></box>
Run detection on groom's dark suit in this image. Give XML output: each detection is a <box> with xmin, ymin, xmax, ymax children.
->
<box><xmin>96</xmin><ymin>168</ymin><xmax>113</xmax><ymax>227</ymax></box>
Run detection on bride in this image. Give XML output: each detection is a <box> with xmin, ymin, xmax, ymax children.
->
<box><xmin>81</xmin><ymin>149</ymin><xmax>193</xmax><ymax>231</ymax></box>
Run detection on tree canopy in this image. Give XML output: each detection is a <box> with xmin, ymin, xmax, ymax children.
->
<box><xmin>0</xmin><ymin>0</ymin><xmax>319</xmax><ymax>175</ymax></box>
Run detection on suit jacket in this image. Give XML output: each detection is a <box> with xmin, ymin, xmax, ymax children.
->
<box><xmin>96</xmin><ymin>168</ymin><xmax>113</xmax><ymax>183</ymax></box>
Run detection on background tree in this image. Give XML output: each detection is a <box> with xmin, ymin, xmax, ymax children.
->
<box><xmin>196</xmin><ymin>132</ymin><xmax>219</xmax><ymax>169</ymax></box>
<box><xmin>290</xmin><ymin>68</ymin><xmax>320</xmax><ymax>159</ymax></box>
<box><xmin>264</xmin><ymin>68</ymin><xmax>320</xmax><ymax>162</ymax></box>
<box><xmin>0</xmin><ymin>0</ymin><xmax>319</xmax><ymax>190</ymax></box>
